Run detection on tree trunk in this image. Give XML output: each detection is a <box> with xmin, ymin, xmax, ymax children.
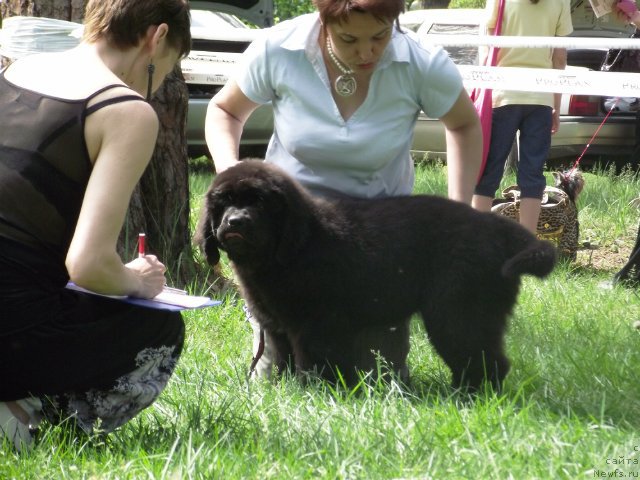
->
<box><xmin>2</xmin><ymin>0</ymin><xmax>84</xmax><ymax>21</ymax></box>
<box><xmin>122</xmin><ymin>66</ymin><xmax>198</xmax><ymax>287</ymax></box>
<box><xmin>1</xmin><ymin>1</ymin><xmax>202</xmax><ymax>289</ymax></box>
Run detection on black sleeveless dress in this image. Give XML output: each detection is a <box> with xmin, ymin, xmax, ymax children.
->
<box><xmin>0</xmin><ymin>69</ymin><xmax>184</xmax><ymax>418</ymax></box>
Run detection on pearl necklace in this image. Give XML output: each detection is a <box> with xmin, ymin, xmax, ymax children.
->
<box><xmin>325</xmin><ymin>37</ymin><xmax>357</xmax><ymax>97</ymax></box>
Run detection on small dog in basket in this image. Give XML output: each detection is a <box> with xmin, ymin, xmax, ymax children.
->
<box><xmin>492</xmin><ymin>169</ymin><xmax>585</xmax><ymax>260</ymax></box>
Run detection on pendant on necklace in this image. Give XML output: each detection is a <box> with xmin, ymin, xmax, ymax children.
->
<box><xmin>334</xmin><ymin>74</ymin><xmax>357</xmax><ymax>97</ymax></box>
<box><xmin>326</xmin><ymin>37</ymin><xmax>357</xmax><ymax>97</ymax></box>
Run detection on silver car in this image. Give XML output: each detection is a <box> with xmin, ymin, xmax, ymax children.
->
<box><xmin>184</xmin><ymin>6</ymin><xmax>273</xmax><ymax>158</ymax></box>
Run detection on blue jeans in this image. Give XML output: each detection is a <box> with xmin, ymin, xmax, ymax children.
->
<box><xmin>475</xmin><ymin>104</ymin><xmax>552</xmax><ymax>199</ymax></box>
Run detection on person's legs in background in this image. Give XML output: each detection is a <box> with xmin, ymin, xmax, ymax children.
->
<box><xmin>473</xmin><ymin>105</ymin><xmax>521</xmax><ymax>212</ymax></box>
<box><xmin>518</xmin><ymin>197</ymin><xmax>542</xmax><ymax>233</ymax></box>
<box><xmin>517</xmin><ymin>105</ymin><xmax>552</xmax><ymax>233</ymax></box>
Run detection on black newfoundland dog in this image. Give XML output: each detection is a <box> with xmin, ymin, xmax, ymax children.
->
<box><xmin>195</xmin><ymin>160</ymin><xmax>557</xmax><ymax>390</ymax></box>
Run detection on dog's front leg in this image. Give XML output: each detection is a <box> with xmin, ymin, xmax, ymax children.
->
<box><xmin>289</xmin><ymin>328</ymin><xmax>363</xmax><ymax>386</ymax></box>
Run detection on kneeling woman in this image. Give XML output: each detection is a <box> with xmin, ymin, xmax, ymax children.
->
<box><xmin>0</xmin><ymin>0</ymin><xmax>191</xmax><ymax>450</ymax></box>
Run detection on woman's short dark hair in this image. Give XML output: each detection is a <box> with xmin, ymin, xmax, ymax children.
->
<box><xmin>83</xmin><ymin>0</ymin><xmax>191</xmax><ymax>58</ymax></box>
<box><xmin>313</xmin><ymin>0</ymin><xmax>405</xmax><ymax>30</ymax></box>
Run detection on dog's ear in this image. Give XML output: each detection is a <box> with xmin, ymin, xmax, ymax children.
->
<box><xmin>194</xmin><ymin>198</ymin><xmax>221</xmax><ymax>266</ymax></box>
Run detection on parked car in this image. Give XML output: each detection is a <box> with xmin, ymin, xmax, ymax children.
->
<box><xmin>399</xmin><ymin>5</ymin><xmax>637</xmax><ymax>170</ymax></box>
<box><xmin>184</xmin><ymin>1</ymin><xmax>275</xmax><ymax>158</ymax></box>
<box><xmin>182</xmin><ymin>9</ymin><xmax>272</xmax><ymax>158</ymax></box>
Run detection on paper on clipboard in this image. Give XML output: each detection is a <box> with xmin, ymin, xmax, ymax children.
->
<box><xmin>65</xmin><ymin>282</ymin><xmax>220</xmax><ymax>311</ymax></box>
<box><xmin>153</xmin><ymin>289</ymin><xmax>215</xmax><ymax>308</ymax></box>
<box><xmin>588</xmin><ymin>0</ymin><xmax>616</xmax><ymax>18</ymax></box>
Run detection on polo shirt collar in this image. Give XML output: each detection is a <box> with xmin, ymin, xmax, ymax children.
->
<box><xmin>280</xmin><ymin>13</ymin><xmax>321</xmax><ymax>56</ymax></box>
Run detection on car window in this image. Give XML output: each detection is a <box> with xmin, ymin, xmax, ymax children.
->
<box><xmin>425</xmin><ymin>23</ymin><xmax>480</xmax><ymax>66</ymax></box>
<box><xmin>189</xmin><ymin>8</ymin><xmax>258</xmax><ymax>51</ymax></box>
<box><xmin>190</xmin><ymin>10</ymin><xmax>248</xmax><ymax>32</ymax></box>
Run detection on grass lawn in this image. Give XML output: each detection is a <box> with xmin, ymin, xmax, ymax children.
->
<box><xmin>2</xmin><ymin>162</ymin><xmax>640</xmax><ymax>479</ymax></box>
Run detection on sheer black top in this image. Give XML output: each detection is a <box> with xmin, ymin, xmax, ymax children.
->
<box><xmin>0</xmin><ymin>71</ymin><xmax>144</xmax><ymax>265</ymax></box>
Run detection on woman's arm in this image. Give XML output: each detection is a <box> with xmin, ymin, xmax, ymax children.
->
<box><xmin>65</xmin><ymin>99</ymin><xmax>166</xmax><ymax>298</ymax></box>
<box><xmin>440</xmin><ymin>90</ymin><xmax>483</xmax><ymax>204</ymax></box>
<box><xmin>205</xmin><ymin>79</ymin><xmax>261</xmax><ymax>173</ymax></box>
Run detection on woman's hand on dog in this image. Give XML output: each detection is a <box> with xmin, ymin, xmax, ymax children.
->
<box><xmin>125</xmin><ymin>255</ymin><xmax>167</xmax><ymax>298</ymax></box>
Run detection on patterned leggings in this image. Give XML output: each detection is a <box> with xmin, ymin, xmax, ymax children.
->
<box><xmin>40</xmin><ymin>342</ymin><xmax>182</xmax><ymax>434</ymax></box>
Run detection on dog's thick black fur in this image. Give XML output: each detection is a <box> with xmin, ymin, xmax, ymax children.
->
<box><xmin>195</xmin><ymin>160</ymin><xmax>557</xmax><ymax>390</ymax></box>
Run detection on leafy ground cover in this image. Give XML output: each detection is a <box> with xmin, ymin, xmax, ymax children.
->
<box><xmin>2</xmin><ymin>162</ymin><xmax>639</xmax><ymax>479</ymax></box>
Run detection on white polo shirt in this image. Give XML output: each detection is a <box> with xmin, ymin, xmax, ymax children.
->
<box><xmin>236</xmin><ymin>13</ymin><xmax>463</xmax><ymax>198</ymax></box>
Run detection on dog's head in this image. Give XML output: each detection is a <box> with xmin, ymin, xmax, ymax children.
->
<box><xmin>552</xmin><ymin>169</ymin><xmax>585</xmax><ymax>203</ymax></box>
<box><xmin>194</xmin><ymin>160</ymin><xmax>314</xmax><ymax>268</ymax></box>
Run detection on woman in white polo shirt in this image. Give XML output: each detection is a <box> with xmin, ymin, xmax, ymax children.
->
<box><xmin>205</xmin><ymin>0</ymin><xmax>483</xmax><ymax>380</ymax></box>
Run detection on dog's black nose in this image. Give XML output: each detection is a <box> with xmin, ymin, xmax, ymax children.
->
<box><xmin>227</xmin><ymin>211</ymin><xmax>249</xmax><ymax>227</ymax></box>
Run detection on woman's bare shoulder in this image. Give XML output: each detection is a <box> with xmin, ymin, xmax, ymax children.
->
<box><xmin>5</xmin><ymin>50</ymin><xmax>127</xmax><ymax>100</ymax></box>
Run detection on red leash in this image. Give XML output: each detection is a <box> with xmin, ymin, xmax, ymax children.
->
<box><xmin>569</xmin><ymin>97</ymin><xmax>620</xmax><ymax>173</ymax></box>
<box><xmin>248</xmin><ymin>328</ymin><xmax>265</xmax><ymax>377</ymax></box>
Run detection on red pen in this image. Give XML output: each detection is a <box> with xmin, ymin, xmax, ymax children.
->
<box><xmin>138</xmin><ymin>233</ymin><xmax>146</xmax><ymax>258</ymax></box>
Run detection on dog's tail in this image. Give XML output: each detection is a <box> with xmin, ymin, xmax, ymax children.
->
<box><xmin>501</xmin><ymin>240</ymin><xmax>557</xmax><ymax>279</ymax></box>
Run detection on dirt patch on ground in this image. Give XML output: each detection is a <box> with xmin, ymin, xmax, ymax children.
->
<box><xmin>574</xmin><ymin>238</ymin><xmax>634</xmax><ymax>275</ymax></box>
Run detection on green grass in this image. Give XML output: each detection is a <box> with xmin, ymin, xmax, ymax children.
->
<box><xmin>3</xmin><ymin>163</ymin><xmax>640</xmax><ymax>479</ymax></box>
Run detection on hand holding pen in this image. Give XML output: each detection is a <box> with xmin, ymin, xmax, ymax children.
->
<box><xmin>132</xmin><ymin>232</ymin><xmax>187</xmax><ymax>296</ymax></box>
<box><xmin>123</xmin><ymin>232</ymin><xmax>167</xmax><ymax>298</ymax></box>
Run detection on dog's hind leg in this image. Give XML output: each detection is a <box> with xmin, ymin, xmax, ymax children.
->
<box><xmin>420</xmin><ymin>302</ymin><xmax>511</xmax><ymax>392</ymax></box>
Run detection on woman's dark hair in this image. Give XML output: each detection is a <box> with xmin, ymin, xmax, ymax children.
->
<box><xmin>313</xmin><ymin>0</ymin><xmax>405</xmax><ymax>31</ymax></box>
<box><xmin>83</xmin><ymin>0</ymin><xmax>191</xmax><ymax>58</ymax></box>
